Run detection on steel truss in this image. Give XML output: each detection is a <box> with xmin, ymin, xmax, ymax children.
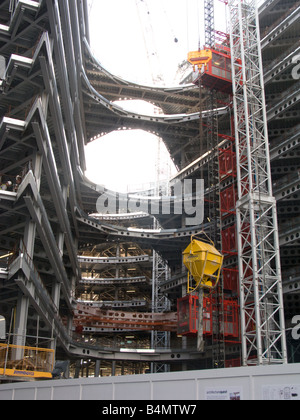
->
<box><xmin>151</xmin><ymin>240</ymin><xmax>171</xmax><ymax>373</ymax></box>
<box><xmin>204</xmin><ymin>0</ymin><xmax>215</xmax><ymax>48</ymax></box>
<box><xmin>204</xmin><ymin>0</ymin><xmax>225</xmax><ymax>369</ymax></box>
<box><xmin>151</xmin><ymin>195</ymin><xmax>171</xmax><ymax>372</ymax></box>
<box><xmin>228</xmin><ymin>0</ymin><xmax>287</xmax><ymax>366</ymax></box>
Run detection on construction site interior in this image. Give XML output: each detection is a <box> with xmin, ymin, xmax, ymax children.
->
<box><xmin>0</xmin><ymin>0</ymin><xmax>299</xmax><ymax>381</ymax></box>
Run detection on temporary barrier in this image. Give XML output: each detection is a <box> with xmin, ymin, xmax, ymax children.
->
<box><xmin>2</xmin><ymin>363</ymin><xmax>300</xmax><ymax>400</ymax></box>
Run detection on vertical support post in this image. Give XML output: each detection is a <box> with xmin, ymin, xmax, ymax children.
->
<box><xmin>13</xmin><ymin>151</ymin><xmax>43</xmax><ymax>353</ymax></box>
<box><xmin>197</xmin><ymin>288</ymin><xmax>204</xmax><ymax>352</ymax></box>
<box><xmin>95</xmin><ymin>359</ymin><xmax>101</xmax><ymax>377</ymax></box>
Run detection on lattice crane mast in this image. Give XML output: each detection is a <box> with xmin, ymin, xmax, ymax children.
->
<box><xmin>227</xmin><ymin>0</ymin><xmax>287</xmax><ymax>366</ymax></box>
<box><xmin>186</xmin><ymin>0</ymin><xmax>287</xmax><ymax>367</ymax></box>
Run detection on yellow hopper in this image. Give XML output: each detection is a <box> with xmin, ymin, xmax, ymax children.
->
<box><xmin>183</xmin><ymin>238</ymin><xmax>224</xmax><ymax>292</ymax></box>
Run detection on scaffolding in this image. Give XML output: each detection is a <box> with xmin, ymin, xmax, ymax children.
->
<box><xmin>204</xmin><ymin>0</ymin><xmax>225</xmax><ymax>370</ymax></box>
<box><xmin>0</xmin><ymin>343</ymin><xmax>54</xmax><ymax>379</ymax></box>
<box><xmin>151</xmin><ymin>248</ymin><xmax>171</xmax><ymax>373</ymax></box>
<box><xmin>228</xmin><ymin>0</ymin><xmax>287</xmax><ymax>366</ymax></box>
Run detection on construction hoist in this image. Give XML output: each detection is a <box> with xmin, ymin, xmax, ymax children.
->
<box><xmin>182</xmin><ymin>235</ymin><xmax>224</xmax><ymax>352</ymax></box>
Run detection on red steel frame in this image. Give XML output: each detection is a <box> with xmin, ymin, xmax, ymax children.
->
<box><xmin>177</xmin><ymin>295</ymin><xmax>239</xmax><ymax>340</ymax></box>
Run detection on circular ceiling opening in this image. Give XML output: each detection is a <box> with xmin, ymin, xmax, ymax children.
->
<box><xmin>85</xmin><ymin>129</ymin><xmax>176</xmax><ymax>193</ymax></box>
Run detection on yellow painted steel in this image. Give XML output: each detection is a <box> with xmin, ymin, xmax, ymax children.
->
<box><xmin>0</xmin><ymin>368</ymin><xmax>53</xmax><ymax>379</ymax></box>
<box><xmin>183</xmin><ymin>238</ymin><xmax>223</xmax><ymax>292</ymax></box>
<box><xmin>0</xmin><ymin>343</ymin><xmax>54</xmax><ymax>379</ymax></box>
<box><xmin>187</xmin><ymin>49</ymin><xmax>212</xmax><ymax>70</ymax></box>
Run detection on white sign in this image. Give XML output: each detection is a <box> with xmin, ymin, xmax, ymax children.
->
<box><xmin>205</xmin><ymin>386</ymin><xmax>243</xmax><ymax>400</ymax></box>
<box><xmin>263</xmin><ymin>385</ymin><xmax>300</xmax><ymax>400</ymax></box>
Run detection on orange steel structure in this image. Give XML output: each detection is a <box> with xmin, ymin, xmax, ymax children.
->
<box><xmin>188</xmin><ymin>45</ymin><xmax>233</xmax><ymax>93</ymax></box>
<box><xmin>74</xmin><ymin>304</ymin><xmax>178</xmax><ymax>333</ymax></box>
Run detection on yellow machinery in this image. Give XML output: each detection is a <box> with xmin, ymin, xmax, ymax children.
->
<box><xmin>187</xmin><ymin>49</ymin><xmax>212</xmax><ymax>71</ymax></box>
<box><xmin>183</xmin><ymin>236</ymin><xmax>224</xmax><ymax>293</ymax></box>
<box><xmin>0</xmin><ymin>343</ymin><xmax>54</xmax><ymax>380</ymax></box>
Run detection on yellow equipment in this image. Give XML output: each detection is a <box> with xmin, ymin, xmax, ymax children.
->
<box><xmin>187</xmin><ymin>49</ymin><xmax>212</xmax><ymax>71</ymax></box>
<box><xmin>183</xmin><ymin>236</ymin><xmax>224</xmax><ymax>293</ymax></box>
<box><xmin>0</xmin><ymin>343</ymin><xmax>54</xmax><ymax>380</ymax></box>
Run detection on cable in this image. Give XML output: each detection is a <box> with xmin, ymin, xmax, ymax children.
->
<box><xmin>88</xmin><ymin>0</ymin><xmax>94</xmax><ymax>17</ymax></box>
<box><xmin>197</xmin><ymin>0</ymin><xmax>201</xmax><ymax>50</ymax></box>
<box><xmin>186</xmin><ymin>0</ymin><xmax>190</xmax><ymax>52</ymax></box>
<box><xmin>161</xmin><ymin>0</ymin><xmax>179</xmax><ymax>44</ymax></box>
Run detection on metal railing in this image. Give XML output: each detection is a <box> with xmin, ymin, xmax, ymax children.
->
<box><xmin>0</xmin><ymin>343</ymin><xmax>54</xmax><ymax>377</ymax></box>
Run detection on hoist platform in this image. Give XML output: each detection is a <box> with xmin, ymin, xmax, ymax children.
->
<box><xmin>188</xmin><ymin>45</ymin><xmax>234</xmax><ymax>93</ymax></box>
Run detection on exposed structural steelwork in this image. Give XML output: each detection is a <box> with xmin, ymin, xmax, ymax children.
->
<box><xmin>0</xmin><ymin>0</ymin><xmax>299</xmax><ymax>380</ymax></box>
<box><xmin>228</xmin><ymin>0</ymin><xmax>287</xmax><ymax>365</ymax></box>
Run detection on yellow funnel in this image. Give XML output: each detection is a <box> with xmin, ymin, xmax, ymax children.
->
<box><xmin>183</xmin><ymin>239</ymin><xmax>223</xmax><ymax>291</ymax></box>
